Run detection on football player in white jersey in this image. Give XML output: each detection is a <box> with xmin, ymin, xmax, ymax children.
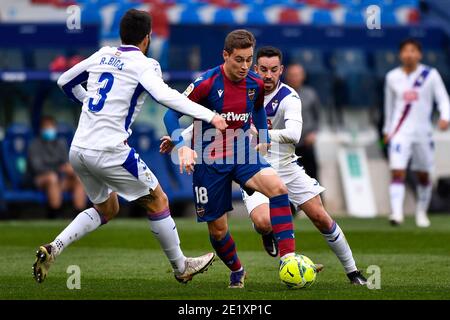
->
<box><xmin>383</xmin><ymin>39</ymin><xmax>450</xmax><ymax>227</ymax></box>
<box><xmin>239</xmin><ymin>46</ymin><xmax>366</xmax><ymax>285</ymax></box>
<box><xmin>32</xmin><ymin>9</ymin><xmax>228</xmax><ymax>284</ymax></box>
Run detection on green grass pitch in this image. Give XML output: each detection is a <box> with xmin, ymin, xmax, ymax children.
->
<box><xmin>1</xmin><ymin>215</ymin><xmax>449</xmax><ymax>300</ymax></box>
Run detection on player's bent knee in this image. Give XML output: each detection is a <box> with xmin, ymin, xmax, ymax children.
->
<box><xmin>208</xmin><ymin>224</ymin><xmax>228</xmax><ymax>241</ymax></box>
<box><xmin>251</xmin><ymin>210</ymin><xmax>272</xmax><ymax>234</ymax></box>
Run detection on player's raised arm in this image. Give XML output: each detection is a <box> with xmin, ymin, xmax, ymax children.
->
<box><xmin>139</xmin><ymin>67</ymin><xmax>227</xmax><ymax>131</ymax></box>
<box><xmin>57</xmin><ymin>50</ymin><xmax>100</xmax><ymax>105</ymax></box>
<box><xmin>430</xmin><ymin>69</ymin><xmax>450</xmax><ymax>130</ymax></box>
<box><xmin>269</xmin><ymin>95</ymin><xmax>303</xmax><ymax>144</ymax></box>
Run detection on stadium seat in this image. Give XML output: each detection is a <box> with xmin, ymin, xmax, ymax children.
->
<box><xmin>1</xmin><ymin>124</ymin><xmax>33</xmax><ymax>189</ymax></box>
<box><xmin>331</xmin><ymin>49</ymin><xmax>375</xmax><ymax>108</ymax></box>
<box><xmin>179</xmin><ymin>6</ymin><xmax>202</xmax><ymax>24</ymax></box>
<box><xmin>0</xmin><ymin>49</ymin><xmax>25</xmax><ymax>70</ymax></box>
<box><xmin>32</xmin><ymin>49</ymin><xmax>66</xmax><ymax>70</ymax></box>
<box><xmin>344</xmin><ymin>10</ymin><xmax>365</xmax><ymax>25</ymax></box>
<box><xmin>213</xmin><ymin>8</ymin><xmax>236</xmax><ymax>24</ymax></box>
<box><xmin>290</xmin><ymin>48</ymin><xmax>334</xmax><ymax>108</ymax></box>
<box><xmin>373</xmin><ymin>49</ymin><xmax>398</xmax><ymax>79</ymax></box>
<box><xmin>279</xmin><ymin>8</ymin><xmax>300</xmax><ymax>24</ymax></box>
<box><xmin>56</xmin><ymin>123</ymin><xmax>75</xmax><ymax>147</ymax></box>
<box><xmin>245</xmin><ymin>7</ymin><xmax>268</xmax><ymax>25</ymax></box>
<box><xmin>311</xmin><ymin>9</ymin><xmax>333</xmax><ymax>25</ymax></box>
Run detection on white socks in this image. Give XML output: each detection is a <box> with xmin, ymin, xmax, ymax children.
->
<box><xmin>148</xmin><ymin>208</ymin><xmax>186</xmax><ymax>274</ymax></box>
<box><xmin>389</xmin><ymin>182</ymin><xmax>405</xmax><ymax>222</ymax></box>
<box><xmin>51</xmin><ymin>207</ymin><xmax>104</xmax><ymax>256</ymax></box>
<box><xmin>416</xmin><ymin>183</ymin><xmax>432</xmax><ymax>214</ymax></box>
<box><xmin>322</xmin><ymin>222</ymin><xmax>357</xmax><ymax>274</ymax></box>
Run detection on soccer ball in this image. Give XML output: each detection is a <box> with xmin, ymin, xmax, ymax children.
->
<box><xmin>279</xmin><ymin>254</ymin><xmax>317</xmax><ymax>289</ymax></box>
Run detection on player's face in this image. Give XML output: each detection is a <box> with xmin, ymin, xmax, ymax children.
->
<box><xmin>223</xmin><ymin>47</ymin><xmax>254</xmax><ymax>81</ymax></box>
<box><xmin>255</xmin><ymin>56</ymin><xmax>283</xmax><ymax>94</ymax></box>
<box><xmin>400</xmin><ymin>44</ymin><xmax>422</xmax><ymax>69</ymax></box>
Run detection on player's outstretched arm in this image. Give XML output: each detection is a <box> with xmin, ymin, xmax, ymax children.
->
<box><xmin>139</xmin><ymin>68</ymin><xmax>227</xmax><ymax>131</ymax></box>
<box><xmin>57</xmin><ymin>51</ymin><xmax>100</xmax><ymax>105</ymax></box>
<box><xmin>269</xmin><ymin>96</ymin><xmax>303</xmax><ymax>144</ymax></box>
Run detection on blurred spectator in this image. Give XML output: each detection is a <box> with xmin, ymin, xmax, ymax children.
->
<box><xmin>285</xmin><ymin>63</ymin><xmax>320</xmax><ymax>179</ymax></box>
<box><xmin>27</xmin><ymin>116</ymin><xmax>86</xmax><ymax>217</ymax></box>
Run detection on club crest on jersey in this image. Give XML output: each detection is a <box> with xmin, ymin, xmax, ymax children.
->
<box><xmin>271</xmin><ymin>100</ymin><xmax>279</xmax><ymax>109</ymax></box>
<box><xmin>248</xmin><ymin>89</ymin><xmax>256</xmax><ymax>101</ymax></box>
<box><xmin>196</xmin><ymin>206</ymin><xmax>205</xmax><ymax>217</ymax></box>
<box><xmin>217</xmin><ymin>89</ymin><xmax>224</xmax><ymax>98</ymax></box>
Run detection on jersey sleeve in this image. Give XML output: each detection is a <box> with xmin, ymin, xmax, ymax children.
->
<box><xmin>57</xmin><ymin>49</ymin><xmax>103</xmax><ymax>104</ymax></box>
<box><xmin>269</xmin><ymin>95</ymin><xmax>303</xmax><ymax>144</ymax></box>
<box><xmin>163</xmin><ymin>109</ymin><xmax>184</xmax><ymax>143</ymax></box>
<box><xmin>383</xmin><ymin>73</ymin><xmax>395</xmax><ymax>135</ymax></box>
<box><xmin>138</xmin><ymin>65</ymin><xmax>216</xmax><ymax>124</ymax></box>
<box><xmin>431</xmin><ymin>69</ymin><xmax>450</xmax><ymax>122</ymax></box>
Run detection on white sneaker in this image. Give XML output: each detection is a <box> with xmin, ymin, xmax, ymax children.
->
<box><xmin>415</xmin><ymin>211</ymin><xmax>431</xmax><ymax>228</ymax></box>
<box><xmin>389</xmin><ymin>214</ymin><xmax>404</xmax><ymax>226</ymax></box>
<box><xmin>174</xmin><ymin>252</ymin><xmax>215</xmax><ymax>283</ymax></box>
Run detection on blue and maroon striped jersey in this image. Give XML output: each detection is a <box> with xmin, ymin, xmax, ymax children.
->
<box><xmin>165</xmin><ymin>64</ymin><xmax>268</xmax><ymax>161</ymax></box>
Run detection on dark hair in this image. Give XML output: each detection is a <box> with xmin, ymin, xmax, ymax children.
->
<box><xmin>120</xmin><ymin>9</ymin><xmax>152</xmax><ymax>46</ymax></box>
<box><xmin>256</xmin><ymin>46</ymin><xmax>283</xmax><ymax>64</ymax></box>
<box><xmin>399</xmin><ymin>38</ymin><xmax>422</xmax><ymax>52</ymax></box>
<box><xmin>224</xmin><ymin>29</ymin><xmax>256</xmax><ymax>54</ymax></box>
<box><xmin>40</xmin><ymin>115</ymin><xmax>56</xmax><ymax>126</ymax></box>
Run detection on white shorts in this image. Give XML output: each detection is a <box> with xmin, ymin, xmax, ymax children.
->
<box><xmin>241</xmin><ymin>161</ymin><xmax>325</xmax><ymax>214</ymax></box>
<box><xmin>69</xmin><ymin>143</ymin><xmax>159</xmax><ymax>204</ymax></box>
<box><xmin>388</xmin><ymin>136</ymin><xmax>434</xmax><ymax>172</ymax></box>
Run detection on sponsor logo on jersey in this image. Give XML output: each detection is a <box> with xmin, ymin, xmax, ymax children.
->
<box><xmin>217</xmin><ymin>89</ymin><xmax>224</xmax><ymax>98</ymax></box>
<box><xmin>403</xmin><ymin>90</ymin><xmax>418</xmax><ymax>103</ymax></box>
<box><xmin>220</xmin><ymin>112</ymin><xmax>251</xmax><ymax>122</ymax></box>
<box><xmin>194</xmin><ymin>76</ymin><xmax>203</xmax><ymax>83</ymax></box>
<box><xmin>248</xmin><ymin>88</ymin><xmax>256</xmax><ymax>101</ymax></box>
<box><xmin>183</xmin><ymin>83</ymin><xmax>195</xmax><ymax>96</ymax></box>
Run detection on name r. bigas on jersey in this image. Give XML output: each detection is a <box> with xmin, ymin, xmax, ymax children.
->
<box><xmin>99</xmin><ymin>56</ymin><xmax>124</xmax><ymax>70</ymax></box>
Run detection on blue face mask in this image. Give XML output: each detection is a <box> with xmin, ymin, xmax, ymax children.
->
<box><xmin>41</xmin><ymin>128</ymin><xmax>57</xmax><ymax>141</ymax></box>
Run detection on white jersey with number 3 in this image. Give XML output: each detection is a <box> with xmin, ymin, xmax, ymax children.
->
<box><xmin>57</xmin><ymin>45</ymin><xmax>215</xmax><ymax>151</ymax></box>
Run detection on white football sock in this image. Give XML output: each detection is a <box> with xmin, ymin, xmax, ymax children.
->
<box><xmin>389</xmin><ymin>182</ymin><xmax>405</xmax><ymax>221</ymax></box>
<box><xmin>148</xmin><ymin>209</ymin><xmax>186</xmax><ymax>274</ymax></box>
<box><xmin>51</xmin><ymin>207</ymin><xmax>104</xmax><ymax>256</ymax></box>
<box><xmin>322</xmin><ymin>222</ymin><xmax>357</xmax><ymax>274</ymax></box>
<box><xmin>416</xmin><ymin>183</ymin><xmax>432</xmax><ymax>214</ymax></box>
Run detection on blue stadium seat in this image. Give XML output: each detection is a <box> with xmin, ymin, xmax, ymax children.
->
<box><xmin>344</xmin><ymin>10</ymin><xmax>365</xmax><ymax>25</ymax></box>
<box><xmin>246</xmin><ymin>7</ymin><xmax>268</xmax><ymax>25</ymax></box>
<box><xmin>373</xmin><ymin>49</ymin><xmax>398</xmax><ymax>79</ymax></box>
<box><xmin>290</xmin><ymin>48</ymin><xmax>333</xmax><ymax>108</ymax></box>
<box><xmin>57</xmin><ymin>123</ymin><xmax>75</xmax><ymax>147</ymax></box>
<box><xmin>179</xmin><ymin>7</ymin><xmax>202</xmax><ymax>24</ymax></box>
<box><xmin>103</xmin><ymin>2</ymin><xmax>136</xmax><ymax>39</ymax></box>
<box><xmin>380</xmin><ymin>10</ymin><xmax>398</xmax><ymax>25</ymax></box>
<box><xmin>213</xmin><ymin>8</ymin><xmax>236</xmax><ymax>24</ymax></box>
<box><xmin>0</xmin><ymin>49</ymin><xmax>25</xmax><ymax>70</ymax></box>
<box><xmin>1</xmin><ymin>124</ymin><xmax>33</xmax><ymax>189</ymax></box>
<box><xmin>312</xmin><ymin>9</ymin><xmax>333</xmax><ymax>25</ymax></box>
<box><xmin>332</xmin><ymin>49</ymin><xmax>375</xmax><ymax>108</ymax></box>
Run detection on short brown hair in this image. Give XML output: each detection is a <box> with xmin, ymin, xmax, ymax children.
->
<box><xmin>224</xmin><ymin>29</ymin><xmax>256</xmax><ymax>54</ymax></box>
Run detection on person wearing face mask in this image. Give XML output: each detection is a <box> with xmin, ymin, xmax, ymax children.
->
<box><xmin>27</xmin><ymin>116</ymin><xmax>86</xmax><ymax>218</ymax></box>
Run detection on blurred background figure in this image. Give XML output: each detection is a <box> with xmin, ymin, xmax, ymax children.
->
<box><xmin>285</xmin><ymin>63</ymin><xmax>321</xmax><ymax>180</ymax></box>
<box><xmin>27</xmin><ymin>116</ymin><xmax>86</xmax><ymax>218</ymax></box>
